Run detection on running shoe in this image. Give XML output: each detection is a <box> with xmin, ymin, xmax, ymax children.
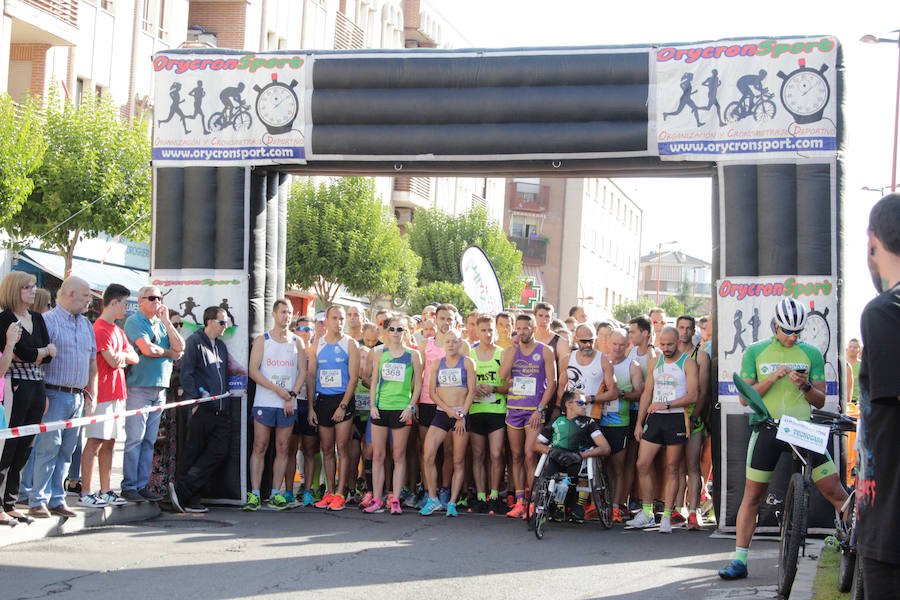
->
<box><xmin>363</xmin><ymin>498</ymin><xmax>384</xmax><ymax>513</ymax></box>
<box><xmin>78</xmin><ymin>493</ymin><xmax>108</xmax><ymax>508</ymax></box>
<box><xmin>358</xmin><ymin>492</ymin><xmax>374</xmax><ymax>510</ymax></box>
<box><xmin>671</xmin><ymin>510</ymin><xmax>686</xmax><ymax>525</ymax></box>
<box><xmin>687</xmin><ymin>512</ymin><xmax>701</xmax><ymax>530</ymax></box>
<box><xmin>283</xmin><ymin>491</ymin><xmax>296</xmax><ymax>505</ymax></box>
<box><xmin>625</xmin><ymin>510</ymin><xmax>656</xmax><ymax>528</ymax></box>
<box><xmin>242</xmin><ymin>492</ymin><xmax>261</xmax><ymax>511</ymax></box>
<box><xmin>471</xmin><ymin>498</ymin><xmax>488</xmax><ymax>514</ymax></box>
<box><xmin>268</xmin><ymin>494</ymin><xmax>290</xmax><ymax>510</ymax></box>
<box><xmin>718</xmin><ymin>560</ymin><xmax>748</xmax><ymax>580</ymax></box>
<box><xmin>419</xmin><ymin>497</ymin><xmax>441</xmax><ymax>516</ymax></box>
<box><xmin>659</xmin><ymin>515</ymin><xmax>672</xmax><ymax>533</ymax></box>
<box><xmin>314</xmin><ymin>492</ymin><xmax>334</xmax><ymax>509</ymax></box>
<box><xmin>438</xmin><ymin>487</ymin><xmax>450</xmax><ymax>511</ymax></box>
<box><xmin>584</xmin><ymin>504</ymin><xmax>599</xmax><ymax>521</ymax></box>
<box><xmin>389</xmin><ymin>497</ymin><xmax>403</xmax><ymax>515</ymax></box>
<box><xmin>184</xmin><ymin>502</ymin><xmax>208</xmax><ymax>514</ymax></box>
<box><xmin>567</xmin><ymin>505</ymin><xmax>585</xmax><ymax>524</ymax></box>
<box><xmin>399</xmin><ymin>488</ymin><xmax>414</xmax><ymax>507</ymax></box>
<box><xmin>627</xmin><ymin>499</ymin><xmax>642</xmax><ymax>513</ymax></box>
<box><xmin>506</xmin><ymin>500</ymin><xmax>526</xmax><ymax>519</ymax></box>
<box><xmin>612</xmin><ymin>506</ymin><xmax>624</xmax><ymax>523</ymax></box>
<box><xmin>301</xmin><ymin>490</ymin><xmax>315</xmax><ymax>506</ymax></box>
<box><xmin>327</xmin><ymin>494</ymin><xmax>346</xmax><ymax>511</ymax></box>
<box><xmin>456</xmin><ymin>494</ymin><xmax>469</xmax><ymax>509</ymax></box>
<box><xmin>446</xmin><ymin>502</ymin><xmax>458</xmax><ymax>517</ymax></box>
<box><xmin>101</xmin><ymin>490</ymin><xmax>129</xmax><ymax>506</ymax></box>
<box><xmin>488</xmin><ymin>497</ymin><xmax>508</xmax><ymax>515</ymax></box>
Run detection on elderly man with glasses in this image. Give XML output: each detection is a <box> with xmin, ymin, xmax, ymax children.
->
<box><xmin>121</xmin><ymin>286</ymin><xmax>184</xmax><ymax>502</ymax></box>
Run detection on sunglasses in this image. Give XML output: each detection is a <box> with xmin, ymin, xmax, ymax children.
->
<box><xmin>143</xmin><ymin>295</ymin><xmax>162</xmax><ymax>302</ymax></box>
<box><xmin>573</xmin><ymin>399</ymin><xmax>591</xmax><ymax>407</ymax></box>
<box><xmin>780</xmin><ymin>327</ymin><xmax>803</xmax><ymax>336</ymax></box>
<box><xmin>652</xmin><ymin>320</ymin><xmax>663</xmax><ymax>325</ymax></box>
<box><xmin>173</xmin><ymin>322</ymin><xmax>183</xmax><ymax>328</ymax></box>
<box><xmin>577</xmin><ymin>338</ymin><xmax>594</xmax><ymax>344</ymax></box>
<box><xmin>216</xmin><ymin>320</ymin><xmax>227</xmax><ymax>327</ymax></box>
<box><xmin>387</xmin><ymin>326</ymin><xmax>405</xmax><ymax>333</ymax></box>
<box><xmin>296</xmin><ymin>325</ymin><xmax>313</xmax><ymax>332</ymax></box>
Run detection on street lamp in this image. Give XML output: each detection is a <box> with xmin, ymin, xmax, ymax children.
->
<box><xmin>861</xmin><ymin>30</ymin><xmax>900</xmax><ymax>192</ymax></box>
<box><xmin>656</xmin><ymin>240</ymin><xmax>679</xmax><ymax>305</ymax></box>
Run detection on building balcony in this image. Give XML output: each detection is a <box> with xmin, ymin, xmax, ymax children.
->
<box><xmin>392</xmin><ymin>176</ymin><xmax>432</xmax><ymax>210</ymax></box>
<box><xmin>6</xmin><ymin>0</ymin><xmax>79</xmax><ymax>45</ymax></box>
<box><xmin>511</xmin><ymin>236</ymin><xmax>548</xmax><ymax>265</ymax></box>
<box><xmin>507</xmin><ymin>181</ymin><xmax>550</xmax><ymax>212</ymax></box>
<box><xmin>334</xmin><ymin>10</ymin><xmax>365</xmax><ymax>50</ymax></box>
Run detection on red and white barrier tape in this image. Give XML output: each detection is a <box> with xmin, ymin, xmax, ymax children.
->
<box><xmin>0</xmin><ymin>393</ymin><xmax>232</xmax><ymax>440</ymax></box>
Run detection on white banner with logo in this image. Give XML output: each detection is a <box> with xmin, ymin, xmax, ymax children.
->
<box><xmin>655</xmin><ymin>37</ymin><xmax>838</xmax><ymax>160</ymax></box>
<box><xmin>151</xmin><ymin>269</ymin><xmax>249</xmax><ymax>393</ymax></box>
<box><xmin>152</xmin><ymin>53</ymin><xmax>308</xmax><ymax>166</ymax></box>
<box><xmin>716</xmin><ymin>275</ymin><xmax>839</xmax><ymax>407</ymax></box>
<box><xmin>460</xmin><ymin>245</ymin><xmax>505</xmax><ymax>314</ymax></box>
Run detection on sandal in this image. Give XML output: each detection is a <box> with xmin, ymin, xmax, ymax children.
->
<box><xmin>7</xmin><ymin>510</ymin><xmax>35</xmax><ymax>524</ymax></box>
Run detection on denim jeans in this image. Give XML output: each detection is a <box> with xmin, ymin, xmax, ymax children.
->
<box><xmin>29</xmin><ymin>389</ymin><xmax>83</xmax><ymax>508</ymax></box>
<box><xmin>122</xmin><ymin>387</ymin><xmax>165</xmax><ymax>492</ymax></box>
<box><xmin>17</xmin><ymin>451</ymin><xmax>34</xmax><ymax>503</ymax></box>
<box><xmin>67</xmin><ymin>434</ymin><xmax>82</xmax><ymax>481</ymax></box>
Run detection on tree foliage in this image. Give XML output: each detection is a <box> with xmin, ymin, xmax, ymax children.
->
<box><xmin>0</xmin><ymin>93</ymin><xmax>46</xmax><ymax>230</ymax></box>
<box><xmin>612</xmin><ymin>297</ymin><xmax>656</xmax><ymax>323</ymax></box>
<box><xmin>672</xmin><ymin>277</ymin><xmax>704</xmax><ymax>316</ymax></box>
<box><xmin>408</xmin><ymin>281</ymin><xmax>474</xmax><ymax>317</ymax></box>
<box><xmin>11</xmin><ymin>90</ymin><xmax>151</xmax><ymax>274</ymax></box>
<box><xmin>406</xmin><ymin>207</ymin><xmax>524</xmax><ymax>307</ymax></box>
<box><xmin>660</xmin><ymin>296</ymin><xmax>686</xmax><ymax>319</ymax></box>
<box><xmin>286</xmin><ymin>177</ymin><xmax>420</xmax><ymax>306</ymax></box>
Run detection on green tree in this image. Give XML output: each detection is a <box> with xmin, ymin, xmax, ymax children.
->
<box><xmin>612</xmin><ymin>297</ymin><xmax>656</xmax><ymax>323</ymax></box>
<box><xmin>408</xmin><ymin>281</ymin><xmax>475</xmax><ymax>317</ymax></box>
<box><xmin>672</xmin><ymin>277</ymin><xmax>704</xmax><ymax>316</ymax></box>
<box><xmin>286</xmin><ymin>177</ymin><xmax>420</xmax><ymax>306</ymax></box>
<box><xmin>406</xmin><ymin>207</ymin><xmax>525</xmax><ymax>306</ymax></box>
<box><xmin>660</xmin><ymin>296</ymin><xmax>686</xmax><ymax>319</ymax></box>
<box><xmin>11</xmin><ymin>90</ymin><xmax>151</xmax><ymax>275</ymax></box>
<box><xmin>0</xmin><ymin>93</ymin><xmax>46</xmax><ymax>230</ymax></box>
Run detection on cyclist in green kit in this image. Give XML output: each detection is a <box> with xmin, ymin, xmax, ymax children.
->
<box><xmin>719</xmin><ymin>297</ymin><xmax>848</xmax><ymax>580</ymax></box>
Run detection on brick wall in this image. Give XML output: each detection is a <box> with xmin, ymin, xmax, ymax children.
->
<box><xmin>187</xmin><ymin>2</ymin><xmax>247</xmax><ymax>49</ymax></box>
<box><xmin>10</xmin><ymin>44</ymin><xmax>51</xmax><ymax>97</ymax></box>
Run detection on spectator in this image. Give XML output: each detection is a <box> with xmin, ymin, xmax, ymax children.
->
<box><xmin>25</xmin><ymin>276</ymin><xmax>96</xmax><ymax>518</ymax></box>
<box><xmin>568</xmin><ymin>305</ymin><xmax>588</xmax><ymax>324</ymax></box>
<box><xmin>122</xmin><ymin>285</ymin><xmax>184</xmax><ymax>503</ymax></box>
<box><xmin>0</xmin><ymin>319</ymin><xmax>22</xmax><ymax>526</ymax></box>
<box><xmin>0</xmin><ymin>272</ymin><xmax>53</xmax><ymax>525</ymax></box>
<box><xmin>168</xmin><ymin>307</ymin><xmax>232</xmax><ymax>513</ymax></box>
<box><xmin>79</xmin><ymin>284</ymin><xmax>138</xmax><ymax>508</ymax></box>
<box><xmin>30</xmin><ymin>288</ymin><xmax>51</xmax><ymax>314</ymax></box>
<box><xmin>148</xmin><ymin>309</ymin><xmax>184</xmax><ymax>497</ymax></box>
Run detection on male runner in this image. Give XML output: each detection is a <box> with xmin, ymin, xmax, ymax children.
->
<box><xmin>288</xmin><ymin>315</ymin><xmax>319</xmax><ymax>505</ymax></box>
<box><xmin>495</xmin><ymin>312</ymin><xmax>513</xmax><ymax>349</ymax></box>
<box><xmin>626</xmin><ymin>327</ymin><xmax>698</xmax><ymax>533</ymax></box>
<box><xmin>346</xmin><ymin>305</ymin><xmax>365</xmax><ymax>344</ymax></box>
<box><xmin>349</xmin><ymin>322</ymin><xmax>379</xmax><ymax>503</ymax></box>
<box><xmin>649</xmin><ymin>308</ymin><xmax>666</xmax><ymax>345</ymax></box>
<box><xmin>675</xmin><ymin>315</ymin><xmax>711</xmax><ymax>529</ymax></box>
<box><xmin>469</xmin><ymin>315</ymin><xmax>509</xmax><ymax>514</ymax></box>
<box><xmin>719</xmin><ymin>298</ymin><xmax>847</xmax><ymax>579</ymax></box>
<box><xmin>308</xmin><ymin>306</ymin><xmax>360</xmax><ymax>511</ymax></box>
<box><xmin>246</xmin><ymin>299</ymin><xmax>306</xmax><ymax>510</ymax></box>
<box><xmin>500</xmin><ymin>313</ymin><xmax>557</xmax><ymax>518</ymax></box>
<box><xmin>568</xmin><ymin>305</ymin><xmax>588</xmax><ymax>324</ymax></box>
<box><xmin>624</xmin><ymin>316</ymin><xmax>658</xmax><ymax>511</ymax></box>
<box><xmin>534</xmin><ymin>302</ymin><xmax>571</xmax><ymax>365</ymax></box>
<box><xmin>845</xmin><ymin>338</ymin><xmax>861</xmax><ymax>404</ymax></box>
<box><xmin>464</xmin><ymin>310</ymin><xmax>480</xmax><ymax>347</ymax></box>
<box><xmin>603</xmin><ymin>328</ymin><xmax>644</xmax><ymax>522</ymax></box>
<box><xmin>594</xmin><ymin>321</ymin><xmax>612</xmax><ymax>355</ymax></box>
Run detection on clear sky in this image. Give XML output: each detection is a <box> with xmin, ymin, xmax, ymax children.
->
<box><xmin>428</xmin><ymin>0</ymin><xmax>897</xmax><ymax>341</ymax></box>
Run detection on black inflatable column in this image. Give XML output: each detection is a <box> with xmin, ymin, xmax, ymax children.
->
<box><xmin>249</xmin><ymin>170</ymin><xmax>268</xmax><ymax>341</ymax></box>
<box><xmin>182</xmin><ymin>167</ymin><xmax>217</xmax><ymax>269</ymax></box>
<box><xmin>154</xmin><ymin>168</ymin><xmax>184</xmax><ymax>271</ymax></box>
<box><xmin>276</xmin><ymin>173</ymin><xmax>288</xmax><ymax>299</ymax></box>
<box><xmin>757</xmin><ymin>164</ymin><xmax>797</xmax><ymax>275</ymax></box>
<box><xmin>216</xmin><ymin>167</ymin><xmax>245</xmax><ymax>270</ymax></box>
<box><xmin>264</xmin><ymin>173</ymin><xmax>279</xmax><ymax>328</ymax></box>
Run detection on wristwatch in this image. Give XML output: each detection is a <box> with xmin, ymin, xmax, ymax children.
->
<box><xmin>339</xmin><ymin>403</ymin><xmax>348</xmax><ymax>411</ymax></box>
<box><xmin>665</xmin><ymin>399</ymin><xmax>672</xmax><ymax>409</ymax></box>
<box><xmin>288</xmin><ymin>391</ymin><xmax>297</xmax><ymax>399</ymax></box>
<box><xmin>408</xmin><ymin>404</ymin><xmax>416</xmax><ymax>414</ymax></box>
<box><xmin>799</xmin><ymin>382</ymin><xmax>812</xmax><ymax>392</ymax></box>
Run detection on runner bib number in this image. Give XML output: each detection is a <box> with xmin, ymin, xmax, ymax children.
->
<box><xmin>319</xmin><ymin>369</ymin><xmax>343</xmax><ymax>388</ymax></box>
<box><xmin>511</xmin><ymin>376</ymin><xmax>537</xmax><ymax>396</ymax></box>
<box><xmin>474</xmin><ymin>393</ymin><xmax>497</xmax><ymax>404</ymax></box>
<box><xmin>355</xmin><ymin>393</ymin><xmax>370</xmax><ymax>411</ymax></box>
<box><xmin>271</xmin><ymin>374</ymin><xmax>290</xmax><ymax>389</ymax></box>
<box><xmin>381</xmin><ymin>362</ymin><xmax>405</xmax><ymax>382</ymax></box>
<box><xmin>438</xmin><ymin>368</ymin><xmax>462</xmax><ymax>387</ymax></box>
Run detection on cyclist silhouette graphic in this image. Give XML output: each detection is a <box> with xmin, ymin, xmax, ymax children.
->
<box><xmin>723</xmin><ymin>309</ymin><xmax>747</xmax><ymax>358</ymax></box>
<box><xmin>663</xmin><ymin>72</ymin><xmax>705</xmax><ymax>127</ymax></box>
<box><xmin>158</xmin><ymin>82</ymin><xmax>191</xmax><ymax>134</ymax></box>
<box><xmin>179</xmin><ymin>296</ymin><xmax>200</xmax><ymax>324</ymax></box>
<box><xmin>188</xmin><ymin>81</ymin><xmax>211</xmax><ymax>135</ymax></box>
<box><xmin>737</xmin><ymin>70</ymin><xmax>767</xmax><ymax>113</ymax></box>
<box><xmin>702</xmin><ymin>69</ymin><xmax>726</xmax><ymax>127</ymax></box>
<box><xmin>220</xmin><ymin>83</ymin><xmax>247</xmax><ymax>123</ymax></box>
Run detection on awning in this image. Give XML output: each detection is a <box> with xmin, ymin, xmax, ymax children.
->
<box><xmin>17</xmin><ymin>249</ymin><xmax>149</xmax><ymax>297</ymax></box>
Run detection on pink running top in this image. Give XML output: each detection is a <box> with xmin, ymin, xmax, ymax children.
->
<box><xmin>419</xmin><ymin>336</ymin><xmax>445</xmax><ymax>405</ymax></box>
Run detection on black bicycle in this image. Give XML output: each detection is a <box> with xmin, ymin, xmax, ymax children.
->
<box><xmin>208</xmin><ymin>101</ymin><xmax>253</xmax><ymax>132</ymax></box>
<box><xmin>836</xmin><ymin>473</ymin><xmax>864</xmax><ymax>599</ymax></box>
<box><xmin>529</xmin><ymin>453</ymin><xmax>612</xmax><ymax>539</ymax></box>
<box><xmin>724</xmin><ymin>88</ymin><xmax>777</xmax><ymax>123</ymax></box>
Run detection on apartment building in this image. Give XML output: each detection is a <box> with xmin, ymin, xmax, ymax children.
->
<box><xmin>637</xmin><ymin>249</ymin><xmax>712</xmax><ymax>314</ymax></box>
<box><xmin>504</xmin><ymin>177</ymin><xmax>643</xmax><ymax>320</ymax></box>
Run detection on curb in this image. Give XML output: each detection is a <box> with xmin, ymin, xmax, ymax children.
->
<box><xmin>791</xmin><ymin>538</ymin><xmax>825</xmax><ymax>600</ymax></box>
<box><xmin>0</xmin><ymin>501</ymin><xmax>161</xmax><ymax>548</ymax></box>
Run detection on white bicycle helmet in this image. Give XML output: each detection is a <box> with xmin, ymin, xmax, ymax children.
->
<box><xmin>774</xmin><ymin>297</ymin><xmax>807</xmax><ymax>331</ymax></box>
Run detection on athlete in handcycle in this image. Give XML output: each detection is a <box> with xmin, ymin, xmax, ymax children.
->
<box><xmin>530</xmin><ymin>391</ymin><xmax>612</xmax><ymax>538</ymax></box>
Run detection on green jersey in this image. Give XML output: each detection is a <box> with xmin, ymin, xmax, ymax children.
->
<box><xmin>740</xmin><ymin>337</ymin><xmax>824</xmax><ymax>421</ymax></box>
<box><xmin>538</xmin><ymin>415</ymin><xmax>603</xmax><ymax>452</ymax></box>
<box><xmin>470</xmin><ymin>346</ymin><xmax>506</xmax><ymax>415</ymax></box>
<box><xmin>374</xmin><ymin>348</ymin><xmax>414</xmax><ymax>411</ymax></box>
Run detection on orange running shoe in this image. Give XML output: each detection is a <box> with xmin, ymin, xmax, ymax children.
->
<box><xmin>358</xmin><ymin>492</ymin><xmax>374</xmax><ymax>509</ymax></box>
<box><xmin>584</xmin><ymin>504</ymin><xmax>599</xmax><ymax>521</ymax></box>
<box><xmin>506</xmin><ymin>499</ymin><xmax>526</xmax><ymax>519</ymax></box>
<box><xmin>328</xmin><ymin>493</ymin><xmax>346</xmax><ymax>511</ymax></box>
<box><xmin>314</xmin><ymin>492</ymin><xmax>334</xmax><ymax>509</ymax></box>
<box><xmin>612</xmin><ymin>506</ymin><xmax>624</xmax><ymax>523</ymax></box>
<box><xmin>687</xmin><ymin>512</ymin><xmax>701</xmax><ymax>530</ymax></box>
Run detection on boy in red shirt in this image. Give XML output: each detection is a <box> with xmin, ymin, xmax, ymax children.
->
<box><xmin>79</xmin><ymin>284</ymin><xmax>139</xmax><ymax>507</ymax></box>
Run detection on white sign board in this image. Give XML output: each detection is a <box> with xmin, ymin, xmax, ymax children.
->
<box><xmin>776</xmin><ymin>415</ymin><xmax>830</xmax><ymax>455</ymax></box>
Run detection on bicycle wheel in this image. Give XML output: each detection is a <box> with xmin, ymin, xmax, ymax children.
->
<box><xmin>837</xmin><ymin>491</ymin><xmax>857</xmax><ymax>592</ymax></box>
<box><xmin>590</xmin><ymin>458</ymin><xmax>613</xmax><ymax>529</ymax></box>
<box><xmin>849</xmin><ymin>551</ymin><xmax>864</xmax><ymax>600</ymax></box>
<box><xmin>754</xmin><ymin>100</ymin><xmax>777</xmax><ymax>121</ymax></box>
<box><xmin>207</xmin><ymin>112</ymin><xmax>225</xmax><ymax>132</ymax></box>
<box><xmin>531</xmin><ymin>476</ymin><xmax>551</xmax><ymax>540</ymax></box>
<box><xmin>724</xmin><ymin>101</ymin><xmax>742</xmax><ymax>123</ymax></box>
<box><xmin>777</xmin><ymin>473</ymin><xmax>808</xmax><ymax>598</ymax></box>
<box><xmin>233</xmin><ymin>110</ymin><xmax>253</xmax><ymax>131</ymax></box>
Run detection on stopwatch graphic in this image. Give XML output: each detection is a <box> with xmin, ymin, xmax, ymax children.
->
<box><xmin>253</xmin><ymin>74</ymin><xmax>299</xmax><ymax>135</ymax></box>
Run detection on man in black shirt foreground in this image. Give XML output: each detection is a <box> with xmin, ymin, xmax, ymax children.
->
<box><xmin>858</xmin><ymin>193</ymin><xmax>900</xmax><ymax>595</ymax></box>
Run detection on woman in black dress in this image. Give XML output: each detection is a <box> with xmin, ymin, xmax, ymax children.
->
<box><xmin>0</xmin><ymin>272</ymin><xmax>55</xmax><ymax>525</ymax></box>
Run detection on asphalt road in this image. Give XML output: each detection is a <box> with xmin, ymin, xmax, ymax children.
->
<box><xmin>0</xmin><ymin>506</ymin><xmax>784</xmax><ymax>599</ymax></box>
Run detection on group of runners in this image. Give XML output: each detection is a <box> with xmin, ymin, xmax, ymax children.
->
<box><xmin>243</xmin><ymin>299</ymin><xmax>717</xmax><ymax>531</ymax></box>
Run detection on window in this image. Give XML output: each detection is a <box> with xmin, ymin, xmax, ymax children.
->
<box><xmin>510</xmin><ymin>215</ymin><xmax>540</xmax><ymax>238</ymax></box>
<box><xmin>142</xmin><ymin>0</ymin><xmax>152</xmax><ymax>32</ymax></box>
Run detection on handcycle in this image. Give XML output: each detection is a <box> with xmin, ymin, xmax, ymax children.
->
<box><xmin>724</xmin><ymin>88</ymin><xmax>777</xmax><ymax>123</ymax></box>
<box><xmin>528</xmin><ymin>450</ymin><xmax>612</xmax><ymax>540</ymax></box>
<box><xmin>732</xmin><ymin>374</ymin><xmax>856</xmax><ymax>598</ymax></box>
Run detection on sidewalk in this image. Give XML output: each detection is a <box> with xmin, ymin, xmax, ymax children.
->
<box><xmin>0</xmin><ymin>438</ymin><xmax>160</xmax><ymax>548</ymax></box>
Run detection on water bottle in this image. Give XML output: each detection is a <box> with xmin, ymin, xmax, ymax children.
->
<box><xmin>198</xmin><ymin>387</ymin><xmax>210</xmax><ymax>398</ymax></box>
<box><xmin>554</xmin><ymin>476</ymin><xmax>570</xmax><ymax>503</ymax></box>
